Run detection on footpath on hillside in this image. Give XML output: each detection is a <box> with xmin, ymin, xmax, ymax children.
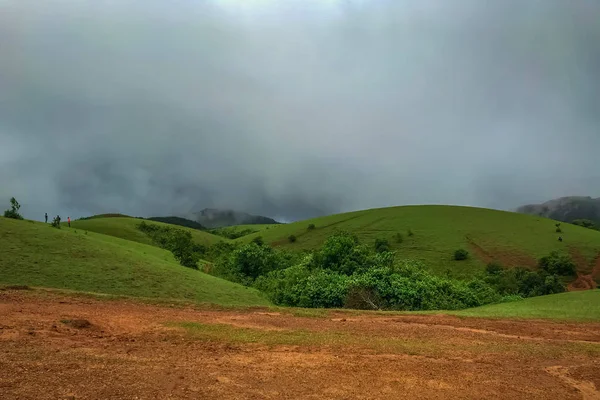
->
<box><xmin>1</xmin><ymin>289</ymin><xmax>600</xmax><ymax>399</ymax></box>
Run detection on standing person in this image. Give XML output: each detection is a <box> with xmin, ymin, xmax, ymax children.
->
<box><xmin>45</xmin><ymin>213</ymin><xmax>48</xmax><ymax>223</ymax></box>
<box><xmin>68</xmin><ymin>216</ymin><xmax>71</xmax><ymax>228</ymax></box>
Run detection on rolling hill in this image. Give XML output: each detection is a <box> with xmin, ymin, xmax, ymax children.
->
<box><xmin>237</xmin><ymin>205</ymin><xmax>600</xmax><ymax>279</ymax></box>
<box><xmin>0</xmin><ymin>217</ymin><xmax>269</xmax><ymax>306</ymax></box>
<box><xmin>71</xmin><ymin>217</ymin><xmax>225</xmax><ymax>247</ymax></box>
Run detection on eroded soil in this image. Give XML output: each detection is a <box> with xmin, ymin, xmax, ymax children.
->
<box><xmin>1</xmin><ymin>289</ymin><xmax>599</xmax><ymax>399</ymax></box>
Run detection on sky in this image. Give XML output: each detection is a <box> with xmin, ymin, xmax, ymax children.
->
<box><xmin>1</xmin><ymin>0</ymin><xmax>600</xmax><ymax>222</ymax></box>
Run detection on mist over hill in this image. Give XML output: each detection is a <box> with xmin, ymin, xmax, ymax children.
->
<box><xmin>517</xmin><ymin>196</ymin><xmax>600</xmax><ymax>225</ymax></box>
<box><xmin>2</xmin><ymin>1</ymin><xmax>600</xmax><ymax>221</ymax></box>
<box><xmin>186</xmin><ymin>208</ymin><xmax>280</xmax><ymax>229</ymax></box>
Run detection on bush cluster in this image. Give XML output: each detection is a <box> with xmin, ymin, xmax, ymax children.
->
<box><xmin>212</xmin><ymin>230</ymin><xmax>574</xmax><ymax>311</ymax></box>
<box><xmin>454</xmin><ymin>249</ymin><xmax>469</xmax><ymax>261</ymax></box>
<box><xmin>3</xmin><ymin>197</ymin><xmax>24</xmax><ymax>220</ymax></box>
<box><xmin>483</xmin><ymin>256</ymin><xmax>568</xmax><ymax>298</ymax></box>
<box><xmin>138</xmin><ymin>222</ymin><xmax>203</xmax><ymax>269</ymax></box>
<box><xmin>221</xmin><ymin>231</ymin><xmax>500</xmax><ymax>311</ymax></box>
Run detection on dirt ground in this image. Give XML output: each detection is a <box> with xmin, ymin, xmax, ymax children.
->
<box><xmin>1</xmin><ymin>289</ymin><xmax>600</xmax><ymax>400</ymax></box>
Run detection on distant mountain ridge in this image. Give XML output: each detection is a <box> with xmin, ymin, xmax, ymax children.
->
<box><xmin>516</xmin><ymin>196</ymin><xmax>600</xmax><ymax>225</ymax></box>
<box><xmin>147</xmin><ymin>216</ymin><xmax>206</xmax><ymax>231</ymax></box>
<box><xmin>187</xmin><ymin>208</ymin><xmax>280</xmax><ymax>229</ymax></box>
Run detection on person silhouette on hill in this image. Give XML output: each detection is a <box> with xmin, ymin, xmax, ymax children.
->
<box><xmin>67</xmin><ymin>216</ymin><xmax>71</xmax><ymax>228</ymax></box>
<box><xmin>45</xmin><ymin>213</ymin><xmax>48</xmax><ymax>223</ymax></box>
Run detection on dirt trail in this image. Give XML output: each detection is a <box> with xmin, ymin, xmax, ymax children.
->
<box><xmin>568</xmin><ymin>251</ymin><xmax>600</xmax><ymax>291</ymax></box>
<box><xmin>2</xmin><ymin>289</ymin><xmax>600</xmax><ymax>400</ymax></box>
<box><xmin>546</xmin><ymin>366</ymin><xmax>600</xmax><ymax>400</ymax></box>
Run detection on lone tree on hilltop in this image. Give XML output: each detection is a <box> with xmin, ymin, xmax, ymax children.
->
<box><xmin>3</xmin><ymin>197</ymin><xmax>24</xmax><ymax>220</ymax></box>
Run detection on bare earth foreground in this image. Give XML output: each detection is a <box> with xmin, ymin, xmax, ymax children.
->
<box><xmin>1</xmin><ymin>289</ymin><xmax>599</xmax><ymax>400</ymax></box>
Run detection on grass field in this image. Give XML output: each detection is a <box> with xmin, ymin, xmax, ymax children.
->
<box><xmin>238</xmin><ymin>205</ymin><xmax>600</xmax><ymax>278</ymax></box>
<box><xmin>72</xmin><ymin>217</ymin><xmax>225</xmax><ymax>247</ymax></box>
<box><xmin>453</xmin><ymin>290</ymin><xmax>600</xmax><ymax>321</ymax></box>
<box><xmin>0</xmin><ymin>217</ymin><xmax>269</xmax><ymax>306</ymax></box>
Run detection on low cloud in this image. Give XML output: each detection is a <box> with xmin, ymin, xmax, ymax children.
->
<box><xmin>1</xmin><ymin>0</ymin><xmax>599</xmax><ymax>220</ymax></box>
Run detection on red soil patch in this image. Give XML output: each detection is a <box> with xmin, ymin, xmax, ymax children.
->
<box><xmin>567</xmin><ymin>250</ymin><xmax>600</xmax><ymax>291</ymax></box>
<box><xmin>2</xmin><ymin>289</ymin><xmax>600</xmax><ymax>399</ymax></box>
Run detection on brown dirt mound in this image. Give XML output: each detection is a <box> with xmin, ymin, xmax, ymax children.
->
<box><xmin>2</xmin><ymin>289</ymin><xmax>600</xmax><ymax>400</ymax></box>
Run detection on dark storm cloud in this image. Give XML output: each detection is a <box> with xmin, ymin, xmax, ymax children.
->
<box><xmin>1</xmin><ymin>0</ymin><xmax>600</xmax><ymax>221</ymax></box>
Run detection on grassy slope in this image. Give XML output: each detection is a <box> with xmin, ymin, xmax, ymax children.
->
<box><xmin>214</xmin><ymin>224</ymin><xmax>278</xmax><ymax>233</ymax></box>
<box><xmin>453</xmin><ymin>290</ymin><xmax>600</xmax><ymax>321</ymax></box>
<box><xmin>238</xmin><ymin>205</ymin><xmax>600</xmax><ymax>278</ymax></box>
<box><xmin>72</xmin><ymin>217</ymin><xmax>225</xmax><ymax>247</ymax></box>
<box><xmin>0</xmin><ymin>217</ymin><xmax>269</xmax><ymax>306</ymax></box>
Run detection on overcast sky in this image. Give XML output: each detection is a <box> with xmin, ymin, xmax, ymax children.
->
<box><xmin>1</xmin><ymin>0</ymin><xmax>599</xmax><ymax>221</ymax></box>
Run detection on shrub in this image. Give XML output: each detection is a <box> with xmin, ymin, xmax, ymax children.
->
<box><xmin>137</xmin><ymin>222</ymin><xmax>200</xmax><ymax>269</ymax></box>
<box><xmin>572</xmin><ymin>219</ymin><xmax>597</xmax><ymax>230</ymax></box>
<box><xmin>394</xmin><ymin>232</ymin><xmax>404</xmax><ymax>243</ymax></box>
<box><xmin>215</xmin><ymin>243</ymin><xmax>295</xmax><ymax>284</ymax></box>
<box><xmin>483</xmin><ymin>264</ymin><xmax>566</xmax><ymax>297</ymax></box>
<box><xmin>454</xmin><ymin>249</ymin><xmax>469</xmax><ymax>261</ymax></box>
<box><xmin>485</xmin><ymin>262</ymin><xmax>504</xmax><ymax>275</ymax></box>
<box><xmin>555</xmin><ymin>227</ymin><xmax>562</xmax><ymax>233</ymax></box>
<box><xmin>307</xmin><ymin>224</ymin><xmax>316</xmax><ymax>231</ymax></box>
<box><xmin>407</xmin><ymin>229</ymin><xmax>414</xmax><ymax>237</ymax></box>
<box><xmin>51</xmin><ymin>215</ymin><xmax>61</xmax><ymax>229</ymax></box>
<box><xmin>251</xmin><ymin>236</ymin><xmax>264</xmax><ymax>246</ymax></box>
<box><xmin>374</xmin><ymin>238</ymin><xmax>390</xmax><ymax>253</ymax></box>
<box><xmin>288</xmin><ymin>235</ymin><xmax>297</xmax><ymax>243</ymax></box>
<box><xmin>255</xmin><ymin>261</ymin><xmax>349</xmax><ymax>308</ymax></box>
<box><xmin>538</xmin><ymin>251</ymin><xmax>576</xmax><ymax>276</ymax></box>
<box><xmin>3</xmin><ymin>197</ymin><xmax>24</xmax><ymax>220</ymax></box>
<box><xmin>310</xmin><ymin>232</ymin><xmax>369</xmax><ymax>275</ymax></box>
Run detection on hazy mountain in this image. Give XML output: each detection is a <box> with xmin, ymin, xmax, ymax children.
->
<box><xmin>187</xmin><ymin>208</ymin><xmax>280</xmax><ymax>229</ymax></box>
<box><xmin>516</xmin><ymin>196</ymin><xmax>600</xmax><ymax>225</ymax></box>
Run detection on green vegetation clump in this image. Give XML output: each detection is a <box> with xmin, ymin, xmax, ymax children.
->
<box><xmin>572</xmin><ymin>219</ymin><xmax>598</xmax><ymax>230</ymax></box>
<box><xmin>538</xmin><ymin>251</ymin><xmax>576</xmax><ymax>276</ymax></box>
<box><xmin>3</xmin><ymin>197</ymin><xmax>24</xmax><ymax>220</ymax></box>
<box><xmin>138</xmin><ymin>221</ymin><xmax>203</xmax><ymax>269</ymax></box>
<box><xmin>307</xmin><ymin>223</ymin><xmax>316</xmax><ymax>231</ymax></box>
<box><xmin>374</xmin><ymin>238</ymin><xmax>390</xmax><ymax>253</ymax></box>
<box><xmin>288</xmin><ymin>235</ymin><xmax>297</xmax><ymax>243</ymax></box>
<box><xmin>51</xmin><ymin>215</ymin><xmax>61</xmax><ymax>229</ymax></box>
<box><xmin>454</xmin><ymin>249</ymin><xmax>469</xmax><ymax>261</ymax></box>
<box><xmin>215</xmin><ymin>231</ymin><xmax>498</xmax><ymax>311</ymax></box>
<box><xmin>209</xmin><ymin>229</ymin><xmax>574</xmax><ymax>311</ymax></box>
<box><xmin>482</xmin><ymin>262</ymin><xmax>565</xmax><ymax>298</ymax></box>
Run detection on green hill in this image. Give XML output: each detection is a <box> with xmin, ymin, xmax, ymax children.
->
<box><xmin>211</xmin><ymin>224</ymin><xmax>279</xmax><ymax>239</ymax></box>
<box><xmin>72</xmin><ymin>217</ymin><xmax>225</xmax><ymax>247</ymax></box>
<box><xmin>238</xmin><ymin>205</ymin><xmax>600</xmax><ymax>278</ymax></box>
<box><xmin>454</xmin><ymin>290</ymin><xmax>600</xmax><ymax>321</ymax></box>
<box><xmin>0</xmin><ymin>217</ymin><xmax>269</xmax><ymax>306</ymax></box>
